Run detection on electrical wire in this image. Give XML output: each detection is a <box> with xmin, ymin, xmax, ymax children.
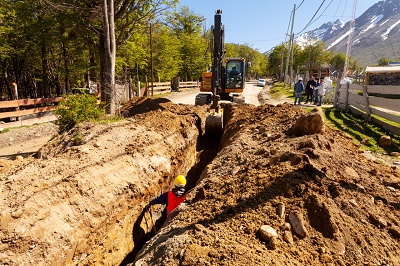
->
<box><xmin>297</xmin><ymin>0</ymin><xmax>327</xmax><ymax>35</ymax></box>
<box><xmin>296</xmin><ymin>0</ymin><xmax>335</xmax><ymax>36</ymax></box>
<box><xmin>296</xmin><ymin>0</ymin><xmax>305</xmax><ymax>11</ymax></box>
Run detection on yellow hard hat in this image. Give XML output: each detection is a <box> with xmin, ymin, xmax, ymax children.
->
<box><xmin>174</xmin><ymin>175</ymin><xmax>186</xmax><ymax>187</ymax></box>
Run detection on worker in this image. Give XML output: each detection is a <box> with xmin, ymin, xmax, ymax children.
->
<box><xmin>229</xmin><ymin>66</ymin><xmax>239</xmax><ymax>79</ymax></box>
<box><xmin>293</xmin><ymin>77</ymin><xmax>304</xmax><ymax>105</ymax></box>
<box><xmin>145</xmin><ymin>175</ymin><xmax>187</xmax><ymax>217</ymax></box>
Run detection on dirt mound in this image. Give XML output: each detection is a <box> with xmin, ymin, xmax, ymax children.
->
<box><xmin>1</xmin><ymin>98</ymin><xmax>400</xmax><ymax>266</ymax></box>
<box><xmin>134</xmin><ymin>102</ymin><xmax>400</xmax><ymax>266</ymax></box>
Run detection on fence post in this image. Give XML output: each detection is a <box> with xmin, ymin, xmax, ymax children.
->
<box><xmin>362</xmin><ymin>85</ymin><xmax>371</xmax><ymax>121</ymax></box>
<box><xmin>333</xmin><ymin>81</ymin><xmax>340</xmax><ymax>108</ymax></box>
<box><xmin>344</xmin><ymin>82</ymin><xmax>350</xmax><ymax>111</ymax></box>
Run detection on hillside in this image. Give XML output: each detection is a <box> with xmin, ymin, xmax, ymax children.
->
<box><xmin>299</xmin><ymin>0</ymin><xmax>400</xmax><ymax>66</ymax></box>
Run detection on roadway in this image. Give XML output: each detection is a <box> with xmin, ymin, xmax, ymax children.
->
<box><xmin>166</xmin><ymin>81</ymin><xmax>265</xmax><ymax>106</ymax></box>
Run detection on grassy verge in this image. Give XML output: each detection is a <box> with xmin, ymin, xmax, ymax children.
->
<box><xmin>269</xmin><ymin>82</ymin><xmax>294</xmax><ymax>100</ymax></box>
<box><xmin>323</xmin><ymin>107</ymin><xmax>400</xmax><ymax>154</ymax></box>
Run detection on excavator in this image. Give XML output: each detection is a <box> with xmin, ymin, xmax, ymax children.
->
<box><xmin>195</xmin><ymin>10</ymin><xmax>246</xmax><ymax>137</ymax></box>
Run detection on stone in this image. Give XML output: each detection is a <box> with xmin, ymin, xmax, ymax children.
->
<box><xmin>194</xmin><ymin>224</ymin><xmax>206</xmax><ymax>232</ymax></box>
<box><xmin>280</xmin><ymin>222</ymin><xmax>291</xmax><ymax>231</ymax></box>
<box><xmin>259</xmin><ymin>225</ymin><xmax>278</xmax><ymax>241</ymax></box>
<box><xmin>360</xmin><ymin>138</ymin><xmax>369</xmax><ymax>145</ymax></box>
<box><xmin>349</xmin><ymin>199</ymin><xmax>358</xmax><ymax>207</ymax></box>
<box><xmin>15</xmin><ymin>156</ymin><xmax>23</xmax><ymax>162</ymax></box>
<box><xmin>289</xmin><ymin>211</ymin><xmax>308</xmax><ymax>237</ymax></box>
<box><xmin>391</xmin><ymin>152</ymin><xmax>400</xmax><ymax>157</ymax></box>
<box><xmin>94</xmin><ymin>142</ymin><xmax>101</xmax><ymax>148</ymax></box>
<box><xmin>291</xmin><ymin>108</ymin><xmax>325</xmax><ymax>136</ymax></box>
<box><xmin>277</xmin><ymin>203</ymin><xmax>285</xmax><ymax>218</ymax></box>
<box><xmin>283</xmin><ymin>231</ymin><xmax>293</xmax><ymax>244</ymax></box>
<box><xmin>379</xmin><ymin>135</ymin><xmax>392</xmax><ymax>147</ymax></box>
<box><xmin>269</xmin><ymin>238</ymin><xmax>279</xmax><ymax>250</ymax></box>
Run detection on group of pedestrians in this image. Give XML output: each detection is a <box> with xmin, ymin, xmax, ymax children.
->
<box><xmin>293</xmin><ymin>76</ymin><xmax>326</xmax><ymax>106</ymax></box>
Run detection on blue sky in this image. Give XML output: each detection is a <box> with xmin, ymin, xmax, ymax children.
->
<box><xmin>177</xmin><ymin>0</ymin><xmax>382</xmax><ymax>53</ymax></box>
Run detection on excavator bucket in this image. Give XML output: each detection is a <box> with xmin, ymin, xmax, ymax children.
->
<box><xmin>205</xmin><ymin>108</ymin><xmax>223</xmax><ymax>137</ymax></box>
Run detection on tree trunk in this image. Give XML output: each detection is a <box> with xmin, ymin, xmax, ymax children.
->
<box><xmin>99</xmin><ymin>0</ymin><xmax>116</xmax><ymax>115</ymax></box>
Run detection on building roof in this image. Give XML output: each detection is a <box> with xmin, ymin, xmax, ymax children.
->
<box><xmin>365</xmin><ymin>66</ymin><xmax>400</xmax><ymax>73</ymax></box>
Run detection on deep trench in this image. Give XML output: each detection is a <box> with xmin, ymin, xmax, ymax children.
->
<box><xmin>119</xmin><ymin>113</ymin><xmax>225</xmax><ymax>265</ymax></box>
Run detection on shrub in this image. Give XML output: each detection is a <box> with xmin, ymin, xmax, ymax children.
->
<box><xmin>55</xmin><ymin>94</ymin><xmax>104</xmax><ymax>133</ymax></box>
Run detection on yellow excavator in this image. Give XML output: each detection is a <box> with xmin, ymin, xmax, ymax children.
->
<box><xmin>195</xmin><ymin>10</ymin><xmax>246</xmax><ymax>137</ymax></box>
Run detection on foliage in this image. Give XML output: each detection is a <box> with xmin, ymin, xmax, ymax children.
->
<box><xmin>377</xmin><ymin>56</ymin><xmax>390</xmax><ymax>66</ymax></box>
<box><xmin>323</xmin><ymin>107</ymin><xmax>400</xmax><ymax>154</ymax></box>
<box><xmin>226</xmin><ymin>43</ymin><xmax>268</xmax><ymax>78</ymax></box>
<box><xmin>55</xmin><ymin>94</ymin><xmax>105</xmax><ymax>133</ymax></box>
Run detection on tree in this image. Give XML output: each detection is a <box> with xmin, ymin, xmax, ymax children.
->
<box><xmin>46</xmin><ymin>0</ymin><xmax>178</xmax><ymax>114</ymax></box>
<box><xmin>378</xmin><ymin>56</ymin><xmax>390</xmax><ymax>66</ymax></box>
<box><xmin>166</xmin><ymin>6</ymin><xmax>207</xmax><ymax>80</ymax></box>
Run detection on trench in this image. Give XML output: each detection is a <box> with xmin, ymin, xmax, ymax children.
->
<box><xmin>118</xmin><ymin>109</ymin><xmax>227</xmax><ymax>265</ymax></box>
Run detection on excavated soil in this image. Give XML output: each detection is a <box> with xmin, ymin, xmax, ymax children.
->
<box><xmin>1</xmin><ymin>95</ymin><xmax>400</xmax><ymax>266</ymax></box>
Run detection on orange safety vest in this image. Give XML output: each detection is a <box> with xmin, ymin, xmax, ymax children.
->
<box><xmin>166</xmin><ymin>191</ymin><xmax>186</xmax><ymax>216</ymax></box>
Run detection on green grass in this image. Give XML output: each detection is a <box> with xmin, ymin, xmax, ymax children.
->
<box><xmin>323</xmin><ymin>107</ymin><xmax>400</xmax><ymax>154</ymax></box>
<box><xmin>269</xmin><ymin>82</ymin><xmax>294</xmax><ymax>100</ymax></box>
<box><xmin>0</xmin><ymin>128</ymin><xmax>10</xmax><ymax>133</ymax></box>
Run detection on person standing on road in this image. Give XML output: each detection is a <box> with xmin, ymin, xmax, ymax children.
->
<box><xmin>313</xmin><ymin>78</ymin><xmax>320</xmax><ymax>105</ymax></box>
<box><xmin>144</xmin><ymin>175</ymin><xmax>187</xmax><ymax>217</ymax></box>
<box><xmin>293</xmin><ymin>77</ymin><xmax>305</xmax><ymax>105</ymax></box>
<box><xmin>305</xmin><ymin>76</ymin><xmax>316</xmax><ymax>104</ymax></box>
<box><xmin>317</xmin><ymin>78</ymin><xmax>326</xmax><ymax>106</ymax></box>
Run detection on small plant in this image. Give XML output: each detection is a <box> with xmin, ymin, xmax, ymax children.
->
<box><xmin>55</xmin><ymin>94</ymin><xmax>105</xmax><ymax>133</ymax></box>
<box><xmin>0</xmin><ymin>128</ymin><xmax>10</xmax><ymax>133</ymax></box>
<box><xmin>71</xmin><ymin>131</ymin><xmax>85</xmax><ymax>146</ymax></box>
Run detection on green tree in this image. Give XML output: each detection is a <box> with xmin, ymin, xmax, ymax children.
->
<box><xmin>377</xmin><ymin>56</ymin><xmax>390</xmax><ymax>66</ymax></box>
<box><xmin>166</xmin><ymin>6</ymin><xmax>207</xmax><ymax>80</ymax></box>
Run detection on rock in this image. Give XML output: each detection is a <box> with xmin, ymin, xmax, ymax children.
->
<box><xmin>386</xmin><ymin>186</ymin><xmax>396</xmax><ymax>192</ymax></box>
<box><xmin>194</xmin><ymin>224</ymin><xmax>206</xmax><ymax>232</ymax></box>
<box><xmin>349</xmin><ymin>199</ymin><xmax>358</xmax><ymax>207</ymax></box>
<box><xmin>361</xmin><ymin>138</ymin><xmax>369</xmax><ymax>145</ymax></box>
<box><xmin>269</xmin><ymin>238</ymin><xmax>279</xmax><ymax>250</ymax></box>
<box><xmin>259</xmin><ymin>225</ymin><xmax>278</xmax><ymax>241</ymax></box>
<box><xmin>344</xmin><ymin>167</ymin><xmax>359</xmax><ymax>179</ymax></box>
<box><xmin>391</xmin><ymin>152</ymin><xmax>400</xmax><ymax>157</ymax></box>
<box><xmin>283</xmin><ymin>231</ymin><xmax>293</xmax><ymax>244</ymax></box>
<box><xmin>370</xmin><ymin>168</ymin><xmax>378</xmax><ymax>176</ymax></box>
<box><xmin>291</xmin><ymin>108</ymin><xmax>325</xmax><ymax>136</ymax></box>
<box><xmin>320</xmin><ymin>254</ymin><xmax>333</xmax><ymax>263</ymax></box>
<box><xmin>277</xmin><ymin>203</ymin><xmax>285</xmax><ymax>218</ymax></box>
<box><xmin>379</xmin><ymin>135</ymin><xmax>392</xmax><ymax>147</ymax></box>
<box><xmin>369</xmin><ymin>213</ymin><xmax>388</xmax><ymax>228</ymax></box>
<box><xmin>288</xmin><ymin>211</ymin><xmax>308</xmax><ymax>237</ymax></box>
<box><xmin>280</xmin><ymin>222</ymin><xmax>291</xmax><ymax>231</ymax></box>
<box><xmin>94</xmin><ymin>142</ymin><xmax>101</xmax><ymax>148</ymax></box>
<box><xmin>15</xmin><ymin>156</ymin><xmax>23</xmax><ymax>162</ymax></box>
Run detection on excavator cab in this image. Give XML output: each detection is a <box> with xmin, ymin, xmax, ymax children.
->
<box><xmin>225</xmin><ymin>59</ymin><xmax>245</xmax><ymax>90</ymax></box>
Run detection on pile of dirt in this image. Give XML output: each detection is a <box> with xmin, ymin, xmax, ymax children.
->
<box><xmin>1</xmin><ymin>97</ymin><xmax>400</xmax><ymax>266</ymax></box>
<box><xmin>133</xmin><ymin>102</ymin><xmax>400</xmax><ymax>266</ymax></box>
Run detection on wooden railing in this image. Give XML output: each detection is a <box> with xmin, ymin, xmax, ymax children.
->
<box><xmin>146</xmin><ymin>80</ymin><xmax>199</xmax><ymax>96</ymax></box>
<box><xmin>333</xmin><ymin>82</ymin><xmax>400</xmax><ymax>135</ymax></box>
<box><xmin>0</xmin><ymin>97</ymin><xmax>62</xmax><ymax>129</ymax></box>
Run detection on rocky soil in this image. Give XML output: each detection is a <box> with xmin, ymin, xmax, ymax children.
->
<box><xmin>0</xmin><ymin>89</ymin><xmax>400</xmax><ymax>266</ymax></box>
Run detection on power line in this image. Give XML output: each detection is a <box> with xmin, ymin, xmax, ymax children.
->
<box><xmin>296</xmin><ymin>0</ymin><xmax>335</xmax><ymax>36</ymax></box>
<box><xmin>296</xmin><ymin>0</ymin><xmax>305</xmax><ymax>10</ymax></box>
<box><xmin>297</xmin><ymin>0</ymin><xmax>327</xmax><ymax>35</ymax></box>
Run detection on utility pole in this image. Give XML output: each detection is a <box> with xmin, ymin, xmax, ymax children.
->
<box><xmin>344</xmin><ymin>0</ymin><xmax>357</xmax><ymax>78</ymax></box>
<box><xmin>284</xmin><ymin>4</ymin><xmax>296</xmax><ymax>87</ymax></box>
<box><xmin>150</xmin><ymin>23</ymin><xmax>154</xmax><ymax>96</ymax></box>
<box><xmin>280</xmin><ymin>42</ymin><xmax>284</xmax><ymax>82</ymax></box>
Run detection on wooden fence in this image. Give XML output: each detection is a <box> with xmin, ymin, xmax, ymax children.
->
<box><xmin>145</xmin><ymin>81</ymin><xmax>199</xmax><ymax>96</ymax></box>
<box><xmin>333</xmin><ymin>82</ymin><xmax>400</xmax><ymax>135</ymax></box>
<box><xmin>0</xmin><ymin>97</ymin><xmax>62</xmax><ymax>129</ymax></box>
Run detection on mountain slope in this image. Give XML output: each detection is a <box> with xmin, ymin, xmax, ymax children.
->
<box><xmin>299</xmin><ymin>0</ymin><xmax>400</xmax><ymax>66</ymax></box>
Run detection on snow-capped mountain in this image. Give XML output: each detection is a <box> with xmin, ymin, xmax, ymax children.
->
<box><xmin>297</xmin><ymin>0</ymin><xmax>400</xmax><ymax>66</ymax></box>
